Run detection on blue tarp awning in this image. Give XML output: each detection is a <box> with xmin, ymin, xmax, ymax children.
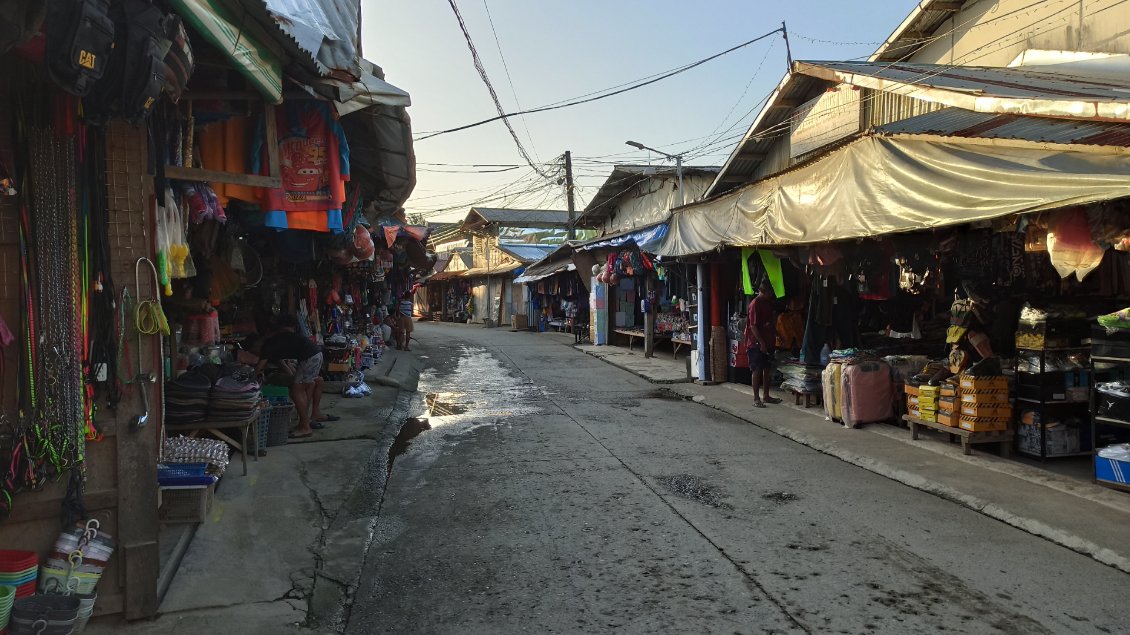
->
<box><xmin>575</xmin><ymin>222</ymin><xmax>668</xmax><ymax>253</ymax></box>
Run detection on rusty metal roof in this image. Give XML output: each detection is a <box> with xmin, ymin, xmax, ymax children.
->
<box><xmin>463</xmin><ymin>208</ymin><xmax>572</xmax><ymax>232</ymax></box>
<box><xmin>875</xmin><ymin>107</ymin><xmax>1130</xmax><ymax>147</ymax></box>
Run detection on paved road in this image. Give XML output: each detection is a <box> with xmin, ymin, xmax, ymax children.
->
<box><xmin>348</xmin><ymin>322</ymin><xmax>1130</xmax><ymax>634</ymax></box>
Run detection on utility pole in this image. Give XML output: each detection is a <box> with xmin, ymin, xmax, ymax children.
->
<box><xmin>781</xmin><ymin>21</ymin><xmax>793</xmax><ymax>70</ymax></box>
<box><xmin>564</xmin><ymin>151</ymin><xmax>576</xmax><ymax>240</ymax></box>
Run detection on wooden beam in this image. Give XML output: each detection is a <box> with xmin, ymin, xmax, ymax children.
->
<box><xmin>931</xmin><ymin>1</ymin><xmax>964</xmax><ymax>11</ymax></box>
<box><xmin>264</xmin><ymin>104</ymin><xmax>281</xmax><ymax>180</ymax></box>
<box><xmin>164</xmin><ymin>165</ymin><xmax>281</xmax><ymax>188</ymax></box>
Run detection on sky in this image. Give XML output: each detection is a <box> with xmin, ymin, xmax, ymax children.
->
<box><xmin>363</xmin><ymin>0</ymin><xmax>921</xmax><ymax>222</ymax></box>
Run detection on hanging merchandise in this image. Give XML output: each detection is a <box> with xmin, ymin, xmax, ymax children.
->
<box><xmin>1046</xmin><ymin>208</ymin><xmax>1105</xmax><ymax>282</ymax></box>
<box><xmin>253</xmin><ymin>101</ymin><xmax>350</xmax><ymax>234</ymax></box>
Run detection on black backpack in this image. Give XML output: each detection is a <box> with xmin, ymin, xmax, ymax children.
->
<box><xmin>85</xmin><ymin>0</ymin><xmax>169</xmax><ymax>123</ymax></box>
<box><xmin>45</xmin><ymin>0</ymin><xmax>115</xmax><ymax>96</ymax></box>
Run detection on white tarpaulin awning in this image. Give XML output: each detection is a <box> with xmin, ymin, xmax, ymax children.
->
<box><xmin>659</xmin><ymin>134</ymin><xmax>1130</xmax><ymax>257</ymax></box>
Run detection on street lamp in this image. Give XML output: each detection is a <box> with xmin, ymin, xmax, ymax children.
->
<box><xmin>625</xmin><ymin>141</ymin><xmax>684</xmax><ymax>206</ymax></box>
<box><xmin>625</xmin><ymin>141</ymin><xmax>702</xmax><ymax>379</ymax></box>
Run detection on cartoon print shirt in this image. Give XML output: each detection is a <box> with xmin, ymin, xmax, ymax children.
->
<box><xmin>251</xmin><ymin>101</ymin><xmax>350</xmax><ymax>213</ymax></box>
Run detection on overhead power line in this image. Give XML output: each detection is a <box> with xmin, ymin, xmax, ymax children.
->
<box><xmin>416</xmin><ymin>27</ymin><xmax>785</xmax><ymax>141</ymax></box>
<box><xmin>445</xmin><ymin>0</ymin><xmax>552</xmax><ymax>180</ymax></box>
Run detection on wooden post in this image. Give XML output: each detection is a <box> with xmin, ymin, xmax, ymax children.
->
<box><xmin>644</xmin><ymin>273</ymin><xmax>655</xmax><ymax>358</ymax></box>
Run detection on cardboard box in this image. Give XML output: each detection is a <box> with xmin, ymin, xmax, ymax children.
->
<box><xmin>959</xmin><ymin>376</ymin><xmax>1008</xmax><ymax>391</ymax></box>
<box><xmin>939</xmin><ymin>396</ymin><xmax>957</xmax><ymax>410</ymax></box>
<box><xmin>904</xmin><ymin>384</ymin><xmax>919</xmax><ymax>397</ymax></box>
<box><xmin>918</xmin><ymin>385</ymin><xmax>940</xmax><ymax>398</ymax></box>
<box><xmin>960</xmin><ymin>404</ymin><xmax>1013</xmax><ymax>419</ymax></box>
<box><xmin>940</xmin><ymin>383</ymin><xmax>957</xmax><ymax>397</ymax></box>
<box><xmin>960</xmin><ymin>391</ymin><xmax>1010</xmax><ymax>405</ymax></box>
<box><xmin>937</xmin><ymin>411</ymin><xmax>958</xmax><ymax>426</ymax></box>
<box><xmin>908</xmin><ymin>408</ymin><xmax>936</xmax><ymax>423</ymax></box>
<box><xmin>958</xmin><ymin>416</ymin><xmax>1009</xmax><ymax>432</ymax></box>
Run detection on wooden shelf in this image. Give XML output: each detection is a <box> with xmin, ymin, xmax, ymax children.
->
<box><xmin>1094</xmin><ymin>415</ymin><xmax>1130</xmax><ymax>428</ymax></box>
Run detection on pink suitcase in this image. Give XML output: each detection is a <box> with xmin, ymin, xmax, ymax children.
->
<box><xmin>840</xmin><ymin>360</ymin><xmax>893</xmax><ymax>427</ymax></box>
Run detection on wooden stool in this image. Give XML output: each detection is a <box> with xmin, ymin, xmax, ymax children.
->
<box><xmin>789</xmin><ymin>389</ymin><xmax>821</xmax><ymax>408</ymax></box>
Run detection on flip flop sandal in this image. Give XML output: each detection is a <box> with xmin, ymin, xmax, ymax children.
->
<box><xmin>311</xmin><ymin>421</ymin><xmax>326</xmax><ymax>430</ymax></box>
<box><xmin>753</xmin><ymin>401</ymin><xmax>767</xmax><ymax>408</ymax></box>
<box><xmin>314</xmin><ymin>415</ymin><xmax>340</xmax><ymax>422</ymax></box>
<box><xmin>764</xmin><ymin>397</ymin><xmax>783</xmax><ymax>404</ymax></box>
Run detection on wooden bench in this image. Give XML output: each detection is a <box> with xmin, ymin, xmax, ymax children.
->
<box><xmin>902</xmin><ymin>415</ymin><xmax>1012</xmax><ymax>457</ymax></box>
<box><xmin>615</xmin><ymin>329</ymin><xmax>672</xmax><ymax>352</ymax></box>
<box><xmin>165</xmin><ymin>413</ymin><xmax>258</xmax><ymax>476</ymax></box>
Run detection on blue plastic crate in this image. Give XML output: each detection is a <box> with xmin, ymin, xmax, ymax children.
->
<box><xmin>157</xmin><ymin>462</ymin><xmax>208</xmax><ymax>480</ymax></box>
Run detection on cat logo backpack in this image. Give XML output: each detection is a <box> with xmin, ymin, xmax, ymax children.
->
<box><xmin>45</xmin><ymin>0</ymin><xmax>115</xmax><ymax>96</ymax></box>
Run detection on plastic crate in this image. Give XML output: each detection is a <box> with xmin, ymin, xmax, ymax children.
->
<box><xmin>157</xmin><ymin>462</ymin><xmax>209</xmax><ymax>480</ymax></box>
<box><xmin>266</xmin><ymin>404</ymin><xmax>296</xmax><ymax>447</ymax></box>
<box><xmin>257</xmin><ymin>403</ymin><xmax>271</xmax><ymax>451</ymax></box>
<box><xmin>261</xmin><ymin>384</ymin><xmax>291</xmax><ymax>399</ymax></box>
<box><xmin>158</xmin><ymin>484</ymin><xmax>215</xmax><ymax>524</ymax></box>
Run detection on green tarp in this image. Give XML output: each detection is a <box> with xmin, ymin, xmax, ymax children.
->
<box><xmin>171</xmin><ymin>0</ymin><xmax>285</xmax><ymax>103</ymax></box>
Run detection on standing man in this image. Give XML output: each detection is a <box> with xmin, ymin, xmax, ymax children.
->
<box><xmin>253</xmin><ymin>316</ymin><xmax>334</xmax><ymax>439</ymax></box>
<box><xmin>744</xmin><ymin>279</ymin><xmax>781</xmax><ymax>408</ymax></box>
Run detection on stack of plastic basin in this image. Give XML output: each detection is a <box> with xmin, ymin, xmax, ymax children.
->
<box><xmin>0</xmin><ymin>551</ymin><xmax>38</xmax><ymax>599</ymax></box>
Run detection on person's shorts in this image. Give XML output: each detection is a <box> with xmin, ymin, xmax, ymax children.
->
<box><xmin>747</xmin><ymin>347</ymin><xmax>775</xmax><ymax>371</ymax></box>
<box><xmin>294</xmin><ymin>352</ymin><xmax>323</xmax><ymax>384</ymax></box>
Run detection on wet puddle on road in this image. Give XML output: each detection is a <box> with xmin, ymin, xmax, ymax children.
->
<box><xmin>387</xmin><ymin>417</ymin><xmax>431</xmax><ymax>477</ymax></box>
<box><xmin>386</xmin><ymin>345</ymin><xmax>550</xmax><ymax>477</ymax></box>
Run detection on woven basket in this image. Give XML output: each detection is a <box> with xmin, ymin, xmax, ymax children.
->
<box><xmin>266</xmin><ymin>403</ymin><xmax>296</xmax><ymax>447</ymax></box>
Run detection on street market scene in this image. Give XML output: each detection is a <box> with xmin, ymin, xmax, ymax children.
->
<box><xmin>0</xmin><ymin>0</ymin><xmax>1130</xmax><ymax>633</ymax></box>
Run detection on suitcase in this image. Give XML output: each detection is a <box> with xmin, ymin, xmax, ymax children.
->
<box><xmin>822</xmin><ymin>362</ymin><xmax>843</xmax><ymax>422</ymax></box>
<box><xmin>840</xmin><ymin>360</ymin><xmax>894</xmax><ymax>427</ymax></box>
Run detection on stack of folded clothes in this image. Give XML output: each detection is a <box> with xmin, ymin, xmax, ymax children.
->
<box><xmin>165</xmin><ymin>371</ymin><xmax>212</xmax><ymax>425</ymax></box>
<box><xmin>778</xmin><ymin>359</ymin><xmax>823</xmax><ymax>394</ymax></box>
<box><xmin>208</xmin><ymin>376</ymin><xmax>262</xmax><ymax>425</ymax></box>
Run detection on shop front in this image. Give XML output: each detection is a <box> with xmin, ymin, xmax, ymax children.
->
<box><xmin>658</xmin><ymin>107</ymin><xmax>1130</xmax><ymax>489</ymax></box>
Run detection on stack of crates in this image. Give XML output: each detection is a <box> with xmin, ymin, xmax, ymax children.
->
<box><xmin>957</xmin><ymin>375</ymin><xmax>1011</xmax><ymax>432</ymax></box>
<box><xmin>937</xmin><ymin>383</ymin><xmax>958</xmax><ymax>426</ymax></box>
<box><xmin>905</xmin><ymin>385</ymin><xmax>938</xmax><ymax>423</ymax></box>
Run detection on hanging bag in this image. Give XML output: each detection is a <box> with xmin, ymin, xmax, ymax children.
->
<box><xmin>45</xmin><ymin>0</ymin><xmax>115</xmax><ymax>97</ymax></box>
<box><xmin>84</xmin><ymin>0</ymin><xmax>171</xmax><ymax>122</ymax></box>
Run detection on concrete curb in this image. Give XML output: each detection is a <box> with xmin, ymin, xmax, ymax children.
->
<box><xmin>660</xmin><ymin>382</ymin><xmax>1130</xmax><ymax>576</ymax></box>
<box><xmin>574</xmin><ymin>346</ymin><xmax>690</xmax><ymax>384</ymax></box>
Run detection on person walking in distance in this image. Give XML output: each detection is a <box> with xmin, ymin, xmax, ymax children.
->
<box><xmin>744</xmin><ymin>279</ymin><xmax>780</xmax><ymax>408</ymax></box>
<box><xmin>397</xmin><ymin>291</ymin><xmax>415</xmax><ymax>351</ymax></box>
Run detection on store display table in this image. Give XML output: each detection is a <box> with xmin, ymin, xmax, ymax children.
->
<box><xmin>903</xmin><ymin>415</ymin><xmax>1012</xmax><ymax>457</ymax></box>
<box><xmin>616</xmin><ymin>329</ymin><xmax>692</xmax><ymax>359</ymax></box>
<box><xmin>165</xmin><ymin>414</ymin><xmax>257</xmax><ymax>476</ymax></box>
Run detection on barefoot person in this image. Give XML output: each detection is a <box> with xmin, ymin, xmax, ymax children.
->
<box><xmin>744</xmin><ymin>279</ymin><xmax>780</xmax><ymax>408</ymax></box>
<box><xmin>251</xmin><ymin>316</ymin><xmax>331</xmax><ymax>439</ymax></box>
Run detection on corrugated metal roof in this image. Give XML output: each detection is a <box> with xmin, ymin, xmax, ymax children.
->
<box><xmin>495</xmin><ymin>243</ymin><xmax>558</xmax><ymax>263</ymax></box>
<box><xmin>464</xmin><ymin>208</ymin><xmax>572</xmax><ymax>230</ymax></box>
<box><xmin>875</xmin><ymin>107</ymin><xmax>1130</xmax><ymax>147</ymax></box>
<box><xmin>870</xmin><ymin>1</ymin><xmax>973</xmax><ymax>63</ymax></box>
<box><xmin>800</xmin><ymin>61</ymin><xmax>1130</xmax><ymax>102</ymax></box>
<box><xmin>705</xmin><ymin>72</ymin><xmax>830</xmax><ymax>197</ymax></box>
<box><xmin>255</xmin><ymin>0</ymin><xmax>361</xmax><ymax>76</ymax></box>
<box><xmin>579</xmin><ymin>165</ymin><xmax>720</xmax><ymax>225</ymax></box>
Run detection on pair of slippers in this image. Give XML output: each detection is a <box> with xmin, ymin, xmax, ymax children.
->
<box><xmin>289</xmin><ymin>415</ymin><xmax>341</xmax><ymax>439</ymax></box>
<box><xmin>753</xmin><ymin>397</ymin><xmax>783</xmax><ymax>408</ymax></box>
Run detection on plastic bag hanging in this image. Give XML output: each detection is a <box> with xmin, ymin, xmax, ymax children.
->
<box><xmin>1046</xmin><ymin>208</ymin><xmax>1104</xmax><ymax>282</ymax></box>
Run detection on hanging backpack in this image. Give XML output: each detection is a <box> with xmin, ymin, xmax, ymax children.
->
<box><xmin>85</xmin><ymin>0</ymin><xmax>170</xmax><ymax>123</ymax></box>
<box><xmin>45</xmin><ymin>0</ymin><xmax>115</xmax><ymax>97</ymax></box>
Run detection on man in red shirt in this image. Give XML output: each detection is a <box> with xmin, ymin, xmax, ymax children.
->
<box><xmin>743</xmin><ymin>279</ymin><xmax>780</xmax><ymax>408</ymax></box>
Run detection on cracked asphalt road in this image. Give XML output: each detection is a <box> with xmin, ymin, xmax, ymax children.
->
<box><xmin>346</xmin><ymin>323</ymin><xmax>1130</xmax><ymax>634</ymax></box>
